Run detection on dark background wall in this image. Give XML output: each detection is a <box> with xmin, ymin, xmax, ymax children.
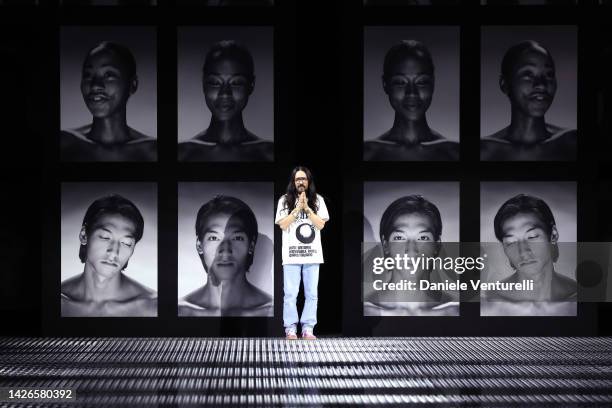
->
<box><xmin>60</xmin><ymin>26</ymin><xmax>158</xmax><ymax>139</ymax></box>
<box><xmin>0</xmin><ymin>0</ymin><xmax>610</xmax><ymax>337</ymax></box>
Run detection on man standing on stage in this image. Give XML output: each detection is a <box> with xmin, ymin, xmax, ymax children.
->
<box><xmin>275</xmin><ymin>166</ymin><xmax>329</xmax><ymax>339</ymax></box>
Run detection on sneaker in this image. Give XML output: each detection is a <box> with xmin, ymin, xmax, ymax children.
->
<box><xmin>285</xmin><ymin>327</ymin><xmax>298</xmax><ymax>340</ymax></box>
<box><xmin>301</xmin><ymin>327</ymin><xmax>317</xmax><ymax>340</ymax></box>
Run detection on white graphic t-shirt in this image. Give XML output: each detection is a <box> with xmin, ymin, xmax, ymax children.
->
<box><xmin>275</xmin><ymin>194</ymin><xmax>329</xmax><ymax>265</ymax></box>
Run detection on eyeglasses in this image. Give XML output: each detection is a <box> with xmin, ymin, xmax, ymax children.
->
<box><xmin>295</xmin><ymin>177</ymin><xmax>308</xmax><ymax>182</ymax></box>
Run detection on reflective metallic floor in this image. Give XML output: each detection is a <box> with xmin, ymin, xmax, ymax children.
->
<box><xmin>1</xmin><ymin>337</ymin><xmax>611</xmax><ymax>406</ymax></box>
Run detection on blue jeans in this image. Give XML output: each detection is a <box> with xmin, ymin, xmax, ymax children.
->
<box><xmin>283</xmin><ymin>263</ymin><xmax>320</xmax><ymax>331</ymax></box>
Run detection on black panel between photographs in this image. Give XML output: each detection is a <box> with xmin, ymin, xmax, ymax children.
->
<box><xmin>596</xmin><ymin>25</ymin><xmax>612</xmax><ymax>161</ymax></box>
<box><xmin>0</xmin><ymin>27</ymin><xmax>46</xmax><ymax>164</ymax></box>
<box><xmin>60</xmin><ymin>182</ymin><xmax>158</xmax><ymax>317</ymax></box>
<box><xmin>0</xmin><ymin>15</ymin><xmax>54</xmax><ymax>335</ymax></box>
<box><xmin>60</xmin><ymin>26</ymin><xmax>158</xmax><ymax>162</ymax></box>
<box><xmin>480</xmin><ymin>181</ymin><xmax>577</xmax><ymax>316</ymax></box>
<box><xmin>363</xmin><ymin>26</ymin><xmax>460</xmax><ymax>161</ymax></box>
<box><xmin>480</xmin><ymin>25</ymin><xmax>577</xmax><ymax>161</ymax></box>
<box><xmin>177</xmin><ymin>182</ymin><xmax>274</xmax><ymax>317</ymax></box>
<box><xmin>177</xmin><ymin>26</ymin><xmax>274</xmax><ymax>162</ymax></box>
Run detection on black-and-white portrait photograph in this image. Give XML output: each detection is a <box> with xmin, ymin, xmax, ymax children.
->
<box><xmin>480</xmin><ymin>182</ymin><xmax>577</xmax><ymax>316</ymax></box>
<box><xmin>480</xmin><ymin>26</ymin><xmax>577</xmax><ymax>161</ymax></box>
<box><xmin>178</xmin><ymin>182</ymin><xmax>274</xmax><ymax>317</ymax></box>
<box><xmin>61</xmin><ymin>183</ymin><xmax>158</xmax><ymax>317</ymax></box>
<box><xmin>177</xmin><ymin>26</ymin><xmax>274</xmax><ymax>162</ymax></box>
<box><xmin>363</xmin><ymin>182</ymin><xmax>460</xmax><ymax>316</ymax></box>
<box><xmin>364</xmin><ymin>26</ymin><xmax>460</xmax><ymax>162</ymax></box>
<box><xmin>60</xmin><ymin>26</ymin><xmax>157</xmax><ymax>162</ymax></box>
<box><xmin>596</xmin><ymin>28</ymin><xmax>612</xmax><ymax>154</ymax></box>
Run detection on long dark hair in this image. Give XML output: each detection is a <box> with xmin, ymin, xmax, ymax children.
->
<box><xmin>79</xmin><ymin>194</ymin><xmax>144</xmax><ymax>268</ymax></box>
<box><xmin>283</xmin><ymin>166</ymin><xmax>319</xmax><ymax>214</ymax></box>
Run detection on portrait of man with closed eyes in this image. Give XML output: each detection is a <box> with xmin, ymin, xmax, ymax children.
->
<box><xmin>480</xmin><ymin>183</ymin><xmax>577</xmax><ymax>317</ymax></box>
<box><xmin>61</xmin><ymin>194</ymin><xmax>157</xmax><ymax>317</ymax></box>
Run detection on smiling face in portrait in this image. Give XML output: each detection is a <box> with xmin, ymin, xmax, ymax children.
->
<box><xmin>197</xmin><ymin>212</ymin><xmax>253</xmax><ymax>282</ymax></box>
<box><xmin>80</xmin><ymin>213</ymin><xmax>137</xmax><ymax>279</ymax></box>
<box><xmin>384</xmin><ymin>55</ymin><xmax>434</xmax><ymax>122</ymax></box>
<box><xmin>81</xmin><ymin>47</ymin><xmax>137</xmax><ymax>119</ymax></box>
<box><xmin>383</xmin><ymin>213</ymin><xmax>438</xmax><ymax>261</ymax></box>
<box><xmin>500</xmin><ymin>212</ymin><xmax>558</xmax><ymax>277</ymax></box>
<box><xmin>502</xmin><ymin>49</ymin><xmax>557</xmax><ymax>118</ymax></box>
<box><xmin>203</xmin><ymin>56</ymin><xmax>254</xmax><ymax>122</ymax></box>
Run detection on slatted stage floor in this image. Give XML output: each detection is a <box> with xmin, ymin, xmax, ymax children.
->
<box><xmin>1</xmin><ymin>337</ymin><xmax>611</xmax><ymax>407</ymax></box>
